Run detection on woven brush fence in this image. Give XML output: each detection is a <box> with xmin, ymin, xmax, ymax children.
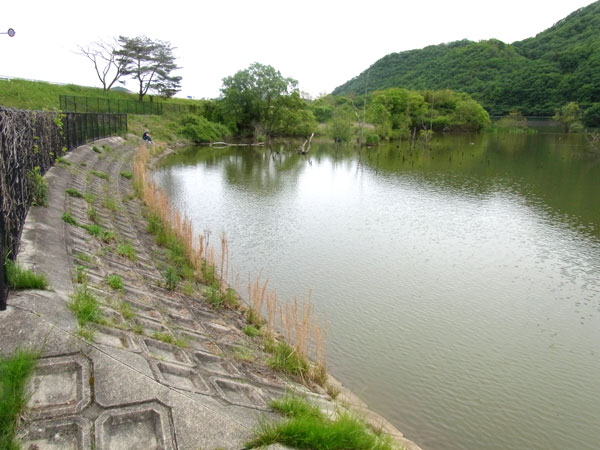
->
<box><xmin>0</xmin><ymin>107</ymin><xmax>126</xmax><ymax>309</ymax></box>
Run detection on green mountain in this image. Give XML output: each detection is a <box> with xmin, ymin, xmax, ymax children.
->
<box><xmin>332</xmin><ymin>1</ymin><xmax>600</xmax><ymax>117</ymax></box>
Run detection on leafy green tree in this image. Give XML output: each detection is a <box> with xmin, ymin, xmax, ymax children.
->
<box><xmin>327</xmin><ymin>105</ymin><xmax>355</xmax><ymax>142</ymax></box>
<box><xmin>310</xmin><ymin>96</ymin><xmax>335</xmax><ymax>122</ymax></box>
<box><xmin>583</xmin><ymin>103</ymin><xmax>600</xmax><ymax>127</ymax></box>
<box><xmin>220</xmin><ymin>63</ymin><xmax>312</xmax><ymax>137</ymax></box>
<box><xmin>553</xmin><ymin>102</ymin><xmax>582</xmax><ymax>132</ymax></box>
<box><xmin>366</xmin><ymin>88</ymin><xmax>426</xmax><ymax>139</ymax></box>
<box><xmin>115</xmin><ymin>36</ymin><xmax>182</xmax><ymax>101</ymax></box>
<box><xmin>451</xmin><ymin>99</ymin><xmax>491</xmax><ymax>131</ymax></box>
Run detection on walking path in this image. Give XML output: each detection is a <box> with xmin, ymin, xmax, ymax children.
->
<box><xmin>0</xmin><ymin>137</ymin><xmax>421</xmax><ymax>450</ymax></box>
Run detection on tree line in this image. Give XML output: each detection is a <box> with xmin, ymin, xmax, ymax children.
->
<box><xmin>332</xmin><ymin>1</ymin><xmax>600</xmax><ymax>126</ymax></box>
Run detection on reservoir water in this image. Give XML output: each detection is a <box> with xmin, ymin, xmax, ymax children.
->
<box><xmin>154</xmin><ymin>133</ymin><xmax>600</xmax><ymax>450</ymax></box>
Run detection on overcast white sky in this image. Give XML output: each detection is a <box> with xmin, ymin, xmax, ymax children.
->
<box><xmin>2</xmin><ymin>0</ymin><xmax>596</xmax><ymax>99</ymax></box>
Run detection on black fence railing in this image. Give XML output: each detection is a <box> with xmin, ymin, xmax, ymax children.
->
<box><xmin>63</xmin><ymin>112</ymin><xmax>128</xmax><ymax>151</ymax></box>
<box><xmin>60</xmin><ymin>95</ymin><xmax>163</xmax><ymax>115</ymax></box>
<box><xmin>59</xmin><ymin>95</ymin><xmax>203</xmax><ymax>115</ymax></box>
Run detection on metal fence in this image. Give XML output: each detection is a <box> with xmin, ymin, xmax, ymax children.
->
<box><xmin>60</xmin><ymin>95</ymin><xmax>163</xmax><ymax>115</ymax></box>
<box><xmin>63</xmin><ymin>112</ymin><xmax>128</xmax><ymax>150</ymax></box>
<box><xmin>0</xmin><ymin>107</ymin><xmax>127</xmax><ymax>310</ymax></box>
<box><xmin>59</xmin><ymin>95</ymin><xmax>203</xmax><ymax>115</ymax></box>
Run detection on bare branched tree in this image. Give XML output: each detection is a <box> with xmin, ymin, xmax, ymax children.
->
<box><xmin>77</xmin><ymin>39</ymin><xmax>128</xmax><ymax>91</ymax></box>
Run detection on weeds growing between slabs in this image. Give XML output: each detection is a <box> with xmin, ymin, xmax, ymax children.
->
<box><xmin>246</xmin><ymin>394</ymin><xmax>395</xmax><ymax>450</ymax></box>
<box><xmin>0</xmin><ymin>349</ymin><xmax>38</xmax><ymax>450</ymax></box>
<box><xmin>4</xmin><ymin>259</ymin><xmax>49</xmax><ymax>290</ymax></box>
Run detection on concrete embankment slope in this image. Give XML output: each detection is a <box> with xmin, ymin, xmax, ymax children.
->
<box><xmin>0</xmin><ymin>136</ymin><xmax>422</xmax><ymax>450</ymax></box>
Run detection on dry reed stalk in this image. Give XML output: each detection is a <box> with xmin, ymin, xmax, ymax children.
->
<box><xmin>219</xmin><ymin>233</ymin><xmax>229</xmax><ymax>293</ymax></box>
<box><xmin>247</xmin><ymin>277</ymin><xmax>268</xmax><ymax>319</ymax></box>
<box><xmin>313</xmin><ymin>322</ymin><xmax>327</xmax><ymax>366</ymax></box>
<box><xmin>265</xmin><ymin>289</ymin><xmax>278</xmax><ymax>332</ymax></box>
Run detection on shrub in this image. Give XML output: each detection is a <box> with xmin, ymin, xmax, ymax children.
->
<box><xmin>178</xmin><ymin>114</ymin><xmax>230</xmax><ymax>143</ymax></box>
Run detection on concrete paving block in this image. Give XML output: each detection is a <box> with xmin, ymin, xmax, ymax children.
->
<box><xmin>19</xmin><ymin>416</ymin><xmax>92</xmax><ymax>450</ymax></box>
<box><xmin>27</xmin><ymin>353</ymin><xmax>92</xmax><ymax>419</ymax></box>
<box><xmin>211</xmin><ymin>377</ymin><xmax>268</xmax><ymax>410</ymax></box>
<box><xmin>95</xmin><ymin>402</ymin><xmax>175</xmax><ymax>450</ymax></box>
<box><xmin>142</xmin><ymin>337</ymin><xmax>194</xmax><ymax>366</ymax></box>
<box><xmin>193</xmin><ymin>349</ymin><xmax>241</xmax><ymax>377</ymax></box>
<box><xmin>151</xmin><ymin>360</ymin><xmax>212</xmax><ymax>395</ymax></box>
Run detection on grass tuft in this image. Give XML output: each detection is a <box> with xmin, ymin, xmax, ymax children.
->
<box><xmin>120</xmin><ymin>171</ymin><xmax>133</xmax><ymax>180</ymax></box>
<box><xmin>151</xmin><ymin>331</ymin><xmax>189</xmax><ymax>348</ymax></box>
<box><xmin>65</xmin><ymin>187</ymin><xmax>84</xmax><ymax>198</ymax></box>
<box><xmin>0</xmin><ymin>349</ymin><xmax>38</xmax><ymax>450</ymax></box>
<box><xmin>106</xmin><ymin>274</ymin><xmax>124</xmax><ymax>290</ymax></box>
<box><xmin>267</xmin><ymin>342</ymin><xmax>309</xmax><ymax>378</ymax></box>
<box><xmin>91</xmin><ymin>170</ymin><xmax>109</xmax><ymax>180</ymax></box>
<box><xmin>116</xmin><ymin>242</ymin><xmax>136</xmax><ymax>261</ymax></box>
<box><xmin>68</xmin><ymin>286</ymin><xmax>103</xmax><ymax>326</ymax></box>
<box><xmin>5</xmin><ymin>260</ymin><xmax>49</xmax><ymax>290</ymax></box>
<box><xmin>62</xmin><ymin>211</ymin><xmax>78</xmax><ymax>225</ymax></box>
<box><xmin>246</xmin><ymin>395</ymin><xmax>394</xmax><ymax>450</ymax></box>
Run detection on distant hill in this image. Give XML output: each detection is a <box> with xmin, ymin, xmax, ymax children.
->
<box><xmin>332</xmin><ymin>1</ymin><xmax>600</xmax><ymax>116</ymax></box>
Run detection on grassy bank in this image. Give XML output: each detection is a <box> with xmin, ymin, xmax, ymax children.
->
<box><xmin>0</xmin><ymin>78</ymin><xmax>202</xmax><ymax>111</ymax></box>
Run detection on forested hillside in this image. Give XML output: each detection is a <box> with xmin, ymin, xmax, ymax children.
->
<box><xmin>332</xmin><ymin>1</ymin><xmax>600</xmax><ymax>119</ymax></box>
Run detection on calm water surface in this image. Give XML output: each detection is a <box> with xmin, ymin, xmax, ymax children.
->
<box><xmin>154</xmin><ymin>133</ymin><xmax>600</xmax><ymax>450</ymax></box>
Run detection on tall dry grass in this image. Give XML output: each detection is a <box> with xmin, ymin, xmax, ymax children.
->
<box><xmin>134</xmin><ymin>143</ymin><xmax>327</xmax><ymax>381</ymax></box>
<box><xmin>134</xmin><ymin>144</ymin><xmax>229</xmax><ymax>289</ymax></box>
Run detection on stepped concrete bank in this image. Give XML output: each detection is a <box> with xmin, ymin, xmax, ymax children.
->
<box><xmin>0</xmin><ymin>136</ymin><xmax>422</xmax><ymax>450</ymax></box>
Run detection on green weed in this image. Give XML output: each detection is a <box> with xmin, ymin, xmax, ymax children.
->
<box><xmin>102</xmin><ymin>197</ymin><xmax>118</xmax><ymax>211</ymax></box>
<box><xmin>232</xmin><ymin>345</ymin><xmax>255</xmax><ymax>362</ymax></box>
<box><xmin>83</xmin><ymin>192</ymin><xmax>96</xmax><ymax>204</ymax></box>
<box><xmin>68</xmin><ymin>286</ymin><xmax>102</xmax><ymax>326</ymax></box>
<box><xmin>164</xmin><ymin>267</ymin><xmax>178</xmax><ymax>291</ymax></box>
<box><xmin>5</xmin><ymin>260</ymin><xmax>48</xmax><ymax>290</ymax></box>
<box><xmin>246</xmin><ymin>394</ymin><xmax>394</xmax><ymax>450</ymax></box>
<box><xmin>91</xmin><ymin>170</ymin><xmax>109</xmax><ymax>180</ymax></box>
<box><xmin>117</xmin><ymin>301</ymin><xmax>135</xmax><ymax>320</ymax></box>
<box><xmin>65</xmin><ymin>187</ymin><xmax>83</xmax><ymax>198</ymax></box>
<box><xmin>0</xmin><ymin>349</ymin><xmax>38</xmax><ymax>450</ymax></box>
<box><xmin>27</xmin><ymin>166</ymin><xmax>48</xmax><ymax>207</ymax></box>
<box><xmin>87</xmin><ymin>206</ymin><xmax>99</xmax><ymax>223</ymax></box>
<box><xmin>56</xmin><ymin>156</ymin><xmax>71</xmax><ymax>166</ymax></box>
<box><xmin>120</xmin><ymin>171</ymin><xmax>133</xmax><ymax>179</ymax></box>
<box><xmin>106</xmin><ymin>274</ymin><xmax>124</xmax><ymax>290</ymax></box>
<box><xmin>62</xmin><ymin>211</ymin><xmax>78</xmax><ymax>225</ymax></box>
<box><xmin>73</xmin><ymin>251</ymin><xmax>94</xmax><ymax>263</ymax></box>
<box><xmin>77</xmin><ymin>327</ymin><xmax>95</xmax><ymax>342</ymax></box>
<box><xmin>151</xmin><ymin>331</ymin><xmax>188</xmax><ymax>348</ymax></box>
<box><xmin>75</xmin><ymin>265</ymin><xmax>87</xmax><ymax>284</ymax></box>
<box><xmin>117</xmin><ymin>242</ymin><xmax>136</xmax><ymax>261</ymax></box>
<box><xmin>267</xmin><ymin>342</ymin><xmax>309</xmax><ymax>378</ymax></box>
<box><xmin>92</xmin><ymin>146</ymin><xmax>101</xmax><ymax>154</ymax></box>
<box><xmin>243</xmin><ymin>325</ymin><xmax>262</xmax><ymax>337</ymax></box>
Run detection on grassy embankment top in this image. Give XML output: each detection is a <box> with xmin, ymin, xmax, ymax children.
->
<box><xmin>0</xmin><ymin>78</ymin><xmax>207</xmax><ymax>144</ymax></box>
